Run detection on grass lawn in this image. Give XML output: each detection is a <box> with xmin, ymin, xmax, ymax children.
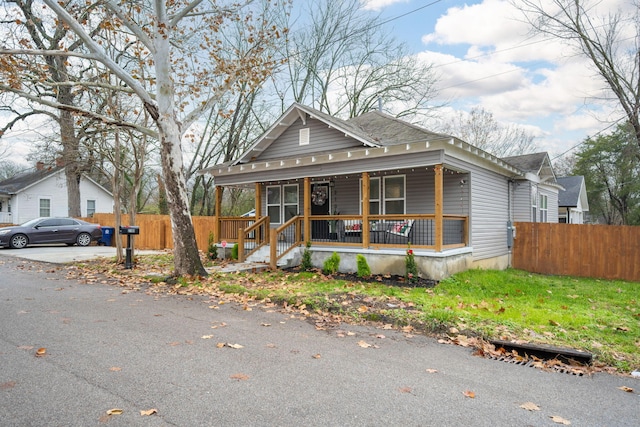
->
<box><xmin>86</xmin><ymin>255</ymin><xmax>640</xmax><ymax>373</ymax></box>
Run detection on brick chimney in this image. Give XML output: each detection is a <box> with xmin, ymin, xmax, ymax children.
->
<box><xmin>36</xmin><ymin>161</ymin><xmax>45</xmax><ymax>170</ymax></box>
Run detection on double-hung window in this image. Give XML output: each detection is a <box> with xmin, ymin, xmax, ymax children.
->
<box><xmin>539</xmin><ymin>194</ymin><xmax>548</xmax><ymax>222</ymax></box>
<box><xmin>87</xmin><ymin>200</ymin><xmax>96</xmax><ymax>217</ymax></box>
<box><xmin>267</xmin><ymin>186</ymin><xmax>281</xmax><ymax>224</ymax></box>
<box><xmin>39</xmin><ymin>198</ymin><xmax>51</xmax><ymax>217</ymax></box>
<box><xmin>283</xmin><ymin>185</ymin><xmax>299</xmax><ymax>222</ymax></box>
<box><xmin>360</xmin><ymin>175</ymin><xmax>405</xmax><ymax>214</ymax></box>
<box><xmin>531</xmin><ymin>186</ymin><xmax>538</xmax><ymax>222</ymax></box>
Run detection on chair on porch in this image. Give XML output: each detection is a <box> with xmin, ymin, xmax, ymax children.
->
<box><xmin>384</xmin><ymin>219</ymin><xmax>414</xmax><ymax>243</ymax></box>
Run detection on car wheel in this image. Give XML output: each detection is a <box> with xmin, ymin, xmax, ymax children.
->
<box><xmin>76</xmin><ymin>232</ymin><xmax>92</xmax><ymax>247</ymax></box>
<box><xmin>10</xmin><ymin>234</ymin><xmax>28</xmax><ymax>249</ymax></box>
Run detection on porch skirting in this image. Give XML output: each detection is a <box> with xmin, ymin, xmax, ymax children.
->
<box><xmin>306</xmin><ymin>246</ymin><xmax>474</xmax><ymax>281</ymax></box>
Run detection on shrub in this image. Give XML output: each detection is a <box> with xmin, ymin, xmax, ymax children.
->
<box><xmin>323</xmin><ymin>252</ymin><xmax>340</xmax><ymax>275</ymax></box>
<box><xmin>405</xmin><ymin>243</ymin><xmax>418</xmax><ymax>283</ymax></box>
<box><xmin>207</xmin><ymin>231</ymin><xmax>218</xmax><ymax>260</ymax></box>
<box><xmin>231</xmin><ymin>243</ymin><xmax>239</xmax><ymax>260</ymax></box>
<box><xmin>300</xmin><ymin>241</ymin><xmax>313</xmax><ymax>271</ymax></box>
<box><xmin>356</xmin><ymin>254</ymin><xmax>371</xmax><ymax>278</ymax></box>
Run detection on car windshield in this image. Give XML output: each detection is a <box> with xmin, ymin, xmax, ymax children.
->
<box><xmin>20</xmin><ymin>218</ymin><xmax>45</xmax><ymax>228</ymax></box>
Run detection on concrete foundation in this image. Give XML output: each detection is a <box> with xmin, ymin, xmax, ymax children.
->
<box><xmin>309</xmin><ymin>246</ymin><xmax>474</xmax><ymax>281</ymax></box>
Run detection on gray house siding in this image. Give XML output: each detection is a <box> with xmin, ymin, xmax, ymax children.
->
<box><xmin>512</xmin><ymin>181</ymin><xmax>532</xmax><ymax>222</ymax></box>
<box><xmin>258</xmin><ymin>116</ymin><xmax>363</xmax><ymax>160</ymax></box>
<box><xmin>446</xmin><ymin>157</ymin><xmax>509</xmax><ymax>261</ymax></box>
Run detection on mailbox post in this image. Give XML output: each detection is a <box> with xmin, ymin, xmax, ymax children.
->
<box><xmin>119</xmin><ymin>226</ymin><xmax>140</xmax><ymax>269</ymax></box>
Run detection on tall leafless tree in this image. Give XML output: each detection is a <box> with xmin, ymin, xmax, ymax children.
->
<box><xmin>0</xmin><ymin>0</ymin><xmax>285</xmax><ymax>277</ymax></box>
<box><xmin>513</xmin><ymin>0</ymin><xmax>640</xmax><ymax>153</ymax></box>
<box><xmin>438</xmin><ymin>107</ymin><xmax>538</xmax><ymax>157</ymax></box>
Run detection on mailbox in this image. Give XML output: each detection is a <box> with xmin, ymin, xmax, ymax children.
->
<box><xmin>119</xmin><ymin>226</ymin><xmax>140</xmax><ymax>235</ymax></box>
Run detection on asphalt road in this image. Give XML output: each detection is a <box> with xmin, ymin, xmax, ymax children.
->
<box><xmin>0</xmin><ymin>254</ymin><xmax>638</xmax><ymax>426</ymax></box>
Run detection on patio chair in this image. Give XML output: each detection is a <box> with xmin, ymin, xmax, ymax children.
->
<box><xmin>384</xmin><ymin>219</ymin><xmax>414</xmax><ymax>243</ymax></box>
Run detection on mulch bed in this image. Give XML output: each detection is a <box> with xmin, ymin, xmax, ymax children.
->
<box><xmin>288</xmin><ymin>268</ymin><xmax>438</xmax><ymax>288</ymax></box>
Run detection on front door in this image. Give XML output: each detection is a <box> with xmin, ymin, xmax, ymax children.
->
<box><xmin>311</xmin><ymin>183</ymin><xmax>330</xmax><ymax>239</ymax></box>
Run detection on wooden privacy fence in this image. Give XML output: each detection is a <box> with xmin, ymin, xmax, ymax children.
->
<box><xmin>512</xmin><ymin>222</ymin><xmax>640</xmax><ymax>282</ymax></box>
<box><xmin>82</xmin><ymin>213</ymin><xmax>217</xmax><ymax>252</ymax></box>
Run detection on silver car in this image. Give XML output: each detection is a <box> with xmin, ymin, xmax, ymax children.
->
<box><xmin>0</xmin><ymin>217</ymin><xmax>103</xmax><ymax>249</ymax></box>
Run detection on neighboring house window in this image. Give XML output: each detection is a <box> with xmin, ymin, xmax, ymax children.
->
<box><xmin>39</xmin><ymin>198</ymin><xmax>51</xmax><ymax>217</ymax></box>
<box><xmin>539</xmin><ymin>194</ymin><xmax>548</xmax><ymax>222</ymax></box>
<box><xmin>267</xmin><ymin>186</ymin><xmax>281</xmax><ymax>224</ymax></box>
<box><xmin>87</xmin><ymin>200</ymin><xmax>96</xmax><ymax>217</ymax></box>
<box><xmin>7</xmin><ymin>201</ymin><xmax>10</xmax><ymax>213</ymax></box>
<box><xmin>531</xmin><ymin>186</ymin><xmax>538</xmax><ymax>222</ymax></box>
<box><xmin>384</xmin><ymin>175</ymin><xmax>405</xmax><ymax>214</ymax></box>
<box><xmin>360</xmin><ymin>177</ymin><xmax>381</xmax><ymax>214</ymax></box>
<box><xmin>283</xmin><ymin>184</ymin><xmax>299</xmax><ymax>222</ymax></box>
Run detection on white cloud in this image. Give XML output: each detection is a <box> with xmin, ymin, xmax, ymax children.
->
<box><xmin>360</xmin><ymin>0</ymin><xmax>409</xmax><ymax>11</ymax></box>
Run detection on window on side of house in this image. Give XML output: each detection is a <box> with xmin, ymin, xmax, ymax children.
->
<box><xmin>383</xmin><ymin>175</ymin><xmax>405</xmax><ymax>214</ymax></box>
<box><xmin>539</xmin><ymin>194</ymin><xmax>548</xmax><ymax>222</ymax></box>
<box><xmin>359</xmin><ymin>177</ymin><xmax>381</xmax><ymax>215</ymax></box>
<box><xmin>87</xmin><ymin>200</ymin><xmax>96</xmax><ymax>217</ymax></box>
<box><xmin>267</xmin><ymin>186</ymin><xmax>281</xmax><ymax>224</ymax></box>
<box><xmin>39</xmin><ymin>198</ymin><xmax>51</xmax><ymax>217</ymax></box>
<box><xmin>283</xmin><ymin>184</ymin><xmax>299</xmax><ymax>222</ymax></box>
<box><xmin>531</xmin><ymin>185</ymin><xmax>538</xmax><ymax>222</ymax></box>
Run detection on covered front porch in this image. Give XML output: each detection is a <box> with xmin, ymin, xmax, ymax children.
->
<box><xmin>209</xmin><ymin>164</ymin><xmax>471</xmax><ymax>279</ymax></box>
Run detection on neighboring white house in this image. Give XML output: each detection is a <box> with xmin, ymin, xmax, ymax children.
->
<box><xmin>557</xmin><ymin>176</ymin><xmax>589</xmax><ymax>224</ymax></box>
<box><xmin>0</xmin><ymin>163</ymin><xmax>114</xmax><ymax>224</ymax></box>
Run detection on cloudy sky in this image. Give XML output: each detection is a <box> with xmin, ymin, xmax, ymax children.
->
<box><xmin>365</xmin><ymin>0</ymin><xmax>630</xmax><ymax>159</ymax></box>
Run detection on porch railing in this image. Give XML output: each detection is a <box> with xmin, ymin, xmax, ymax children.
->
<box><xmin>269</xmin><ymin>216</ymin><xmax>303</xmax><ymax>269</ymax></box>
<box><xmin>237</xmin><ymin>216</ymin><xmax>270</xmax><ymax>262</ymax></box>
<box><xmin>217</xmin><ymin>213</ymin><xmax>468</xmax><ymax>266</ymax></box>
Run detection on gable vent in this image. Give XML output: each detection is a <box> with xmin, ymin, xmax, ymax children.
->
<box><xmin>299</xmin><ymin>128</ymin><xmax>310</xmax><ymax>146</ymax></box>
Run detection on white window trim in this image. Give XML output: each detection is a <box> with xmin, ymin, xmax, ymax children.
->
<box><xmin>299</xmin><ymin>128</ymin><xmax>309</xmax><ymax>146</ymax></box>
<box><xmin>283</xmin><ymin>184</ymin><xmax>299</xmax><ymax>222</ymax></box>
<box><xmin>39</xmin><ymin>197</ymin><xmax>51</xmax><ymax>217</ymax></box>
<box><xmin>266</xmin><ymin>185</ymin><xmax>281</xmax><ymax>224</ymax></box>
<box><xmin>383</xmin><ymin>174</ymin><xmax>406</xmax><ymax>214</ymax></box>
<box><xmin>539</xmin><ymin>194</ymin><xmax>548</xmax><ymax>223</ymax></box>
<box><xmin>359</xmin><ymin>177</ymin><xmax>381</xmax><ymax>214</ymax></box>
<box><xmin>87</xmin><ymin>199</ymin><xmax>96</xmax><ymax>217</ymax></box>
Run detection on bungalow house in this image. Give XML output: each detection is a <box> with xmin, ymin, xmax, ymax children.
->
<box><xmin>200</xmin><ymin>103</ymin><xmax>560</xmax><ymax>280</ymax></box>
<box><xmin>0</xmin><ymin>162</ymin><xmax>114</xmax><ymax>224</ymax></box>
<box><xmin>556</xmin><ymin>176</ymin><xmax>589</xmax><ymax>224</ymax></box>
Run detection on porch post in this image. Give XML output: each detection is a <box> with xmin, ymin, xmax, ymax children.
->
<box><xmin>434</xmin><ymin>164</ymin><xmax>443</xmax><ymax>252</ymax></box>
<box><xmin>254</xmin><ymin>183</ymin><xmax>262</xmax><ymax>218</ymax></box>
<box><xmin>303</xmin><ymin>177</ymin><xmax>311</xmax><ymax>243</ymax></box>
<box><xmin>362</xmin><ymin>172</ymin><xmax>370</xmax><ymax>247</ymax></box>
<box><xmin>215</xmin><ymin>185</ymin><xmax>222</xmax><ymax>243</ymax></box>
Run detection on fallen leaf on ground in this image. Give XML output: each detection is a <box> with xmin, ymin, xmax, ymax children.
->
<box><xmin>230</xmin><ymin>373</ymin><xmax>250</xmax><ymax>381</ymax></box>
<box><xmin>226</xmin><ymin>343</ymin><xmax>244</xmax><ymax>349</ymax></box>
<box><xmin>425</xmin><ymin>369</ymin><xmax>438</xmax><ymax>374</ymax></box>
<box><xmin>109</xmin><ymin>367</ymin><xmax>122</xmax><ymax>372</ymax></box>
<box><xmin>201</xmin><ymin>335</ymin><xmax>214</xmax><ymax>339</ymax></box>
<box><xmin>216</xmin><ymin>342</ymin><xmax>225</xmax><ymax>348</ymax></box>
<box><xmin>261</xmin><ymin>323</ymin><xmax>271</xmax><ymax>327</ymax></box>
<box><xmin>462</xmin><ymin>390</ymin><xmax>475</xmax><ymax>398</ymax></box>
<box><xmin>168</xmin><ymin>342</ymin><xmax>181</xmax><ymax>346</ymax></box>
<box><xmin>140</xmin><ymin>409</ymin><xmax>157</xmax><ymax>416</ymax></box>
<box><xmin>618</xmin><ymin>386</ymin><xmax>634</xmax><ymax>393</ymax></box>
<box><xmin>550</xmin><ymin>415</ymin><xmax>571</xmax><ymax>425</ymax></box>
<box><xmin>357</xmin><ymin>340</ymin><xmax>372</xmax><ymax>348</ymax></box>
<box><xmin>398</xmin><ymin>386</ymin><xmax>412</xmax><ymax>394</ymax></box>
<box><xmin>106</xmin><ymin>409</ymin><xmax>123</xmax><ymax>415</ymax></box>
<box><xmin>1</xmin><ymin>381</ymin><xmax>16</xmax><ymax>390</ymax></box>
<box><xmin>357</xmin><ymin>305</ymin><xmax>368</xmax><ymax>313</ymax></box>
<box><xmin>312</xmin><ymin>354</ymin><xmax>321</xmax><ymax>359</ymax></box>
<box><xmin>35</xmin><ymin>348</ymin><xmax>46</xmax><ymax>357</ymax></box>
<box><xmin>520</xmin><ymin>402</ymin><xmax>540</xmax><ymax>411</ymax></box>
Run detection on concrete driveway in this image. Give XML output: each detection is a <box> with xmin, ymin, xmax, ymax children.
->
<box><xmin>0</xmin><ymin>245</ymin><xmax>162</xmax><ymax>264</ymax></box>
